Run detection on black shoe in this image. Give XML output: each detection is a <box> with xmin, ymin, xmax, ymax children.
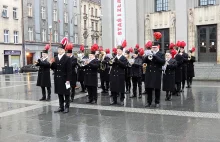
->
<box><xmin>110</xmin><ymin>102</ymin><xmax>117</xmax><ymax>105</ymax></box>
<box><xmin>91</xmin><ymin>100</ymin><xmax>97</xmax><ymax>104</ymax></box>
<box><xmin>145</xmin><ymin>104</ymin><xmax>151</xmax><ymax>107</ymax></box>
<box><xmin>70</xmin><ymin>97</ymin><xmax>74</xmax><ymax>102</ymax></box>
<box><xmin>138</xmin><ymin>95</ymin><xmax>142</xmax><ymax>99</ymax></box>
<box><xmin>54</xmin><ymin>108</ymin><xmax>64</xmax><ymax>113</ymax></box>
<box><xmin>130</xmin><ymin>95</ymin><xmax>137</xmax><ymax>98</ymax></box>
<box><xmin>39</xmin><ymin>97</ymin><xmax>46</xmax><ymax>101</ymax></box>
<box><xmin>63</xmin><ymin>108</ymin><xmax>69</xmax><ymax>113</ymax></box>
<box><xmin>46</xmin><ymin>97</ymin><xmax>51</xmax><ymax>101</ymax></box>
<box><xmin>86</xmin><ymin>100</ymin><xmax>93</xmax><ymax>104</ymax></box>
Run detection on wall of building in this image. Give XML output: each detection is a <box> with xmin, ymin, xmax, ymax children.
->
<box><xmin>0</xmin><ymin>0</ymin><xmax>23</xmax><ymax>71</ymax></box>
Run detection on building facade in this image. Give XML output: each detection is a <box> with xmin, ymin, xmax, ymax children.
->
<box><xmin>0</xmin><ymin>0</ymin><xmax>23</xmax><ymax>71</ymax></box>
<box><xmin>102</xmin><ymin>0</ymin><xmax>220</xmax><ymax>63</ymax></box>
<box><xmin>80</xmin><ymin>0</ymin><xmax>102</xmax><ymax>48</ymax></box>
<box><xmin>23</xmin><ymin>0</ymin><xmax>81</xmax><ymax>65</ymax></box>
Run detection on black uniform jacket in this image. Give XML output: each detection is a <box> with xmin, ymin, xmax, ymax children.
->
<box><xmin>36</xmin><ymin>58</ymin><xmax>51</xmax><ymax>87</ymax></box>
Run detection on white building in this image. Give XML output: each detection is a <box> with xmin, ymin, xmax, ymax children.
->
<box><xmin>102</xmin><ymin>0</ymin><xmax>220</xmax><ymax>63</ymax></box>
<box><xmin>0</xmin><ymin>0</ymin><xmax>23</xmax><ymax>72</ymax></box>
<box><xmin>80</xmin><ymin>0</ymin><xmax>102</xmax><ymax>48</ymax></box>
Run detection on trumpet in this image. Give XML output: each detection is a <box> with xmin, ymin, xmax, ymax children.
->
<box><xmin>77</xmin><ymin>58</ymin><xmax>86</xmax><ymax>67</ymax></box>
<box><xmin>109</xmin><ymin>57</ymin><xmax>116</xmax><ymax>65</ymax></box>
<box><xmin>148</xmin><ymin>52</ymin><xmax>153</xmax><ymax>60</ymax></box>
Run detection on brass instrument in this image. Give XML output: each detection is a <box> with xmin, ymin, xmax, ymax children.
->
<box><xmin>109</xmin><ymin>57</ymin><xmax>116</xmax><ymax>65</ymax></box>
<box><xmin>127</xmin><ymin>59</ymin><xmax>134</xmax><ymax>67</ymax></box>
<box><xmin>148</xmin><ymin>52</ymin><xmax>153</xmax><ymax>60</ymax></box>
<box><xmin>143</xmin><ymin>63</ymin><xmax>147</xmax><ymax>74</ymax></box>
<box><xmin>99</xmin><ymin>51</ymin><xmax>106</xmax><ymax>70</ymax></box>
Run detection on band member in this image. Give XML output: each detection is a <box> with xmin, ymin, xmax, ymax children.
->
<box><xmin>77</xmin><ymin>45</ymin><xmax>87</xmax><ymax>93</ymax></box>
<box><xmin>130</xmin><ymin>48</ymin><xmax>144</xmax><ymax>98</ymax></box>
<box><xmin>162</xmin><ymin>51</ymin><xmax>177</xmax><ymax>101</ymax></box>
<box><xmin>143</xmin><ymin>40</ymin><xmax>165</xmax><ymax>108</ymax></box>
<box><xmin>109</xmin><ymin>40</ymin><xmax>127</xmax><ymax>105</ymax></box>
<box><xmin>84</xmin><ymin>44</ymin><xmax>100</xmax><ymax>104</ymax></box>
<box><xmin>99</xmin><ymin>49</ymin><xmax>110</xmax><ymax>93</ymax></box>
<box><xmin>173</xmin><ymin>47</ymin><xmax>184</xmax><ymax>96</ymax></box>
<box><xmin>65</xmin><ymin>43</ymin><xmax>77</xmax><ymax>102</ymax></box>
<box><xmin>36</xmin><ymin>44</ymin><xmax>51</xmax><ymax>101</ymax></box>
<box><xmin>187</xmin><ymin>47</ymin><xmax>196</xmax><ymax>88</ymax></box>
<box><xmin>50</xmin><ymin>37</ymin><xmax>72</xmax><ymax>113</ymax></box>
<box><xmin>179</xmin><ymin>41</ymin><xmax>188</xmax><ymax>92</ymax></box>
<box><xmin>124</xmin><ymin>49</ymin><xmax>133</xmax><ymax>94</ymax></box>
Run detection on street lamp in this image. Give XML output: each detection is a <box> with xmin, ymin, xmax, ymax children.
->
<box><xmin>49</xmin><ymin>26</ymin><xmax>52</xmax><ymax>60</ymax></box>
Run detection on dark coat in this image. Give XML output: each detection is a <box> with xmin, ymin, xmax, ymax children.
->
<box><xmin>51</xmin><ymin>54</ymin><xmax>72</xmax><ymax>95</ymax></box>
<box><xmin>181</xmin><ymin>52</ymin><xmax>188</xmax><ymax>81</ymax></box>
<box><xmin>174</xmin><ymin>54</ymin><xmax>184</xmax><ymax>83</ymax></box>
<box><xmin>125</xmin><ymin>61</ymin><xmax>132</xmax><ymax>78</ymax></box>
<box><xmin>84</xmin><ymin>59</ymin><xmax>100</xmax><ymax>87</ymax></box>
<box><xmin>70</xmin><ymin>56</ymin><xmax>77</xmax><ymax>87</ymax></box>
<box><xmin>77</xmin><ymin>56</ymin><xmax>88</xmax><ymax>82</ymax></box>
<box><xmin>187</xmin><ymin>56</ymin><xmax>195</xmax><ymax>78</ymax></box>
<box><xmin>162</xmin><ymin>58</ymin><xmax>177</xmax><ymax>92</ymax></box>
<box><xmin>110</xmin><ymin>55</ymin><xmax>127</xmax><ymax>93</ymax></box>
<box><xmin>131</xmin><ymin>56</ymin><xmax>143</xmax><ymax>78</ymax></box>
<box><xmin>99</xmin><ymin>56</ymin><xmax>110</xmax><ymax>82</ymax></box>
<box><xmin>143</xmin><ymin>51</ymin><xmax>165</xmax><ymax>89</ymax></box>
<box><xmin>36</xmin><ymin>59</ymin><xmax>51</xmax><ymax>87</ymax></box>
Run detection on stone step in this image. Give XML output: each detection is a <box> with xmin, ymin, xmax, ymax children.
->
<box><xmin>194</xmin><ymin>63</ymin><xmax>220</xmax><ymax>81</ymax></box>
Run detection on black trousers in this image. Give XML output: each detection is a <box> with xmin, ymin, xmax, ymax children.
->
<box><xmin>111</xmin><ymin>92</ymin><xmax>125</xmax><ymax>103</ymax></box>
<box><xmin>125</xmin><ymin>77</ymin><xmax>131</xmax><ymax>92</ymax></box>
<box><xmin>132</xmin><ymin>77</ymin><xmax>142</xmax><ymax>96</ymax></box>
<box><xmin>87</xmin><ymin>86</ymin><xmax>97</xmax><ymax>102</ymax></box>
<box><xmin>101</xmin><ymin>79</ymin><xmax>109</xmax><ymax>91</ymax></box>
<box><xmin>175</xmin><ymin>82</ymin><xmax>181</xmax><ymax>93</ymax></box>
<box><xmin>41</xmin><ymin>87</ymin><xmax>51</xmax><ymax>98</ymax></box>
<box><xmin>187</xmin><ymin>77</ymin><xmax>193</xmax><ymax>86</ymax></box>
<box><xmin>146</xmin><ymin>88</ymin><xmax>160</xmax><ymax>105</ymax></box>
<box><xmin>80</xmin><ymin>81</ymin><xmax>86</xmax><ymax>91</ymax></box>
<box><xmin>71</xmin><ymin>86</ymin><xmax>75</xmax><ymax>99</ymax></box>
<box><xmin>58</xmin><ymin>93</ymin><xmax>70</xmax><ymax>110</ymax></box>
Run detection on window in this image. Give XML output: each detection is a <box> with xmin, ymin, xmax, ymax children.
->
<box><xmin>74</xmin><ymin>15</ymin><xmax>78</xmax><ymax>25</ymax></box>
<box><xmin>95</xmin><ymin>9</ymin><xmax>97</xmax><ymax>17</ymax></box>
<box><xmin>91</xmin><ymin>8</ymin><xmax>93</xmax><ymax>16</ymax></box>
<box><xmin>27</xmin><ymin>3</ymin><xmax>32</xmax><ymax>17</ymax></box>
<box><xmin>2</xmin><ymin>6</ymin><xmax>8</xmax><ymax>18</ymax></box>
<box><xmin>28</xmin><ymin>27</ymin><xmax>33</xmax><ymax>41</ymax></box>
<box><xmin>84</xmin><ymin>5</ymin><xmax>86</xmax><ymax>13</ymax></box>
<box><xmin>92</xmin><ymin>22</ymin><xmax>94</xmax><ymax>31</ymax></box>
<box><xmin>74</xmin><ymin>34</ymin><xmax>78</xmax><ymax>44</ymax></box>
<box><xmin>54</xmin><ymin>31</ymin><xmax>58</xmax><ymax>43</ymax></box>
<box><xmin>4</xmin><ymin>30</ymin><xmax>9</xmax><ymax>43</ymax></box>
<box><xmin>14</xmin><ymin>31</ymin><xmax>18</xmax><ymax>43</ymax></box>
<box><xmin>64</xmin><ymin>31</ymin><xmax>68</xmax><ymax>38</ymax></box>
<box><xmin>73</xmin><ymin>0</ymin><xmax>77</xmax><ymax>7</ymax></box>
<box><xmin>199</xmin><ymin>0</ymin><xmax>216</xmax><ymax>6</ymax></box>
<box><xmin>95</xmin><ymin>22</ymin><xmax>98</xmax><ymax>31</ymax></box>
<box><xmin>42</xmin><ymin>29</ymin><xmax>46</xmax><ymax>42</ymax></box>
<box><xmin>155</xmin><ymin>0</ymin><xmax>168</xmax><ymax>12</ymax></box>
<box><xmin>13</xmin><ymin>8</ymin><xmax>18</xmax><ymax>19</ymax></box>
<box><xmin>64</xmin><ymin>0</ymin><xmax>67</xmax><ymax>4</ymax></box>
<box><xmin>84</xmin><ymin>20</ymin><xmax>87</xmax><ymax>29</ymax></box>
<box><xmin>64</xmin><ymin>12</ymin><xmax>68</xmax><ymax>23</ymax></box>
<box><xmin>41</xmin><ymin>7</ymin><xmax>46</xmax><ymax>19</ymax></box>
<box><xmin>53</xmin><ymin>9</ymin><xmax>57</xmax><ymax>21</ymax></box>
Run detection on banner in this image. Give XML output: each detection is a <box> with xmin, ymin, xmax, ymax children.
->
<box><xmin>114</xmin><ymin>0</ymin><xmax>125</xmax><ymax>47</ymax></box>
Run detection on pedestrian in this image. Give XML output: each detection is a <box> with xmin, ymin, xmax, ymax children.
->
<box><xmin>187</xmin><ymin>47</ymin><xmax>196</xmax><ymax>88</ymax></box>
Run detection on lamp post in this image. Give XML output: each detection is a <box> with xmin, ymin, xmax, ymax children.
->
<box><xmin>49</xmin><ymin>26</ymin><xmax>52</xmax><ymax>60</ymax></box>
<box><xmin>21</xmin><ymin>0</ymin><xmax>25</xmax><ymax>66</ymax></box>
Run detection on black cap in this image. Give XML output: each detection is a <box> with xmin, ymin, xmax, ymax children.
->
<box><xmin>90</xmin><ymin>51</ymin><xmax>96</xmax><ymax>55</ymax></box>
<box><xmin>42</xmin><ymin>50</ymin><xmax>48</xmax><ymax>53</ymax></box>
<box><xmin>67</xmin><ymin>50</ymin><xmax>72</xmax><ymax>53</ymax></box>
<box><xmin>134</xmin><ymin>50</ymin><xmax>138</xmax><ymax>54</ymax></box>
<box><xmin>125</xmin><ymin>50</ymin><xmax>130</xmax><ymax>54</ymax></box>
<box><xmin>152</xmin><ymin>41</ymin><xmax>159</xmax><ymax>46</ymax></box>
<box><xmin>58</xmin><ymin>44</ymin><xmax>65</xmax><ymax>49</ymax></box>
<box><xmin>117</xmin><ymin>46</ymin><xmax>123</xmax><ymax>51</ymax></box>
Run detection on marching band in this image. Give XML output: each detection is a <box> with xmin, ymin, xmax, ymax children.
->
<box><xmin>36</xmin><ymin>33</ymin><xmax>196</xmax><ymax>113</ymax></box>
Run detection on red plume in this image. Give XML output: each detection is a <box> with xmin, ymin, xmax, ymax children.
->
<box><xmin>99</xmin><ymin>46</ymin><xmax>103</xmax><ymax>51</ymax></box>
<box><xmin>112</xmin><ymin>47</ymin><xmax>117</xmax><ymax>54</ymax></box>
<box><xmin>171</xmin><ymin>49</ymin><xmax>177</xmax><ymax>59</ymax></box>
<box><xmin>80</xmin><ymin>45</ymin><xmax>84</xmax><ymax>51</ymax></box>
<box><xmin>65</xmin><ymin>43</ymin><xmax>73</xmax><ymax>50</ymax></box>
<box><xmin>135</xmin><ymin>44</ymin><xmax>139</xmax><ymax>49</ymax></box>
<box><xmin>121</xmin><ymin>40</ymin><xmax>127</xmax><ymax>48</ymax></box>
<box><xmin>145</xmin><ymin>41</ymin><xmax>152</xmax><ymax>48</ymax></box>
<box><xmin>191</xmin><ymin>47</ymin><xmax>196</xmax><ymax>52</ymax></box>
<box><xmin>60</xmin><ymin>37</ymin><xmax>68</xmax><ymax>45</ymax></box>
<box><xmin>138</xmin><ymin>48</ymin><xmax>144</xmax><ymax>56</ymax></box>
<box><xmin>176</xmin><ymin>41</ymin><xmax>181</xmax><ymax>47</ymax></box>
<box><xmin>92</xmin><ymin>44</ymin><xmax>99</xmax><ymax>51</ymax></box>
<box><xmin>154</xmin><ymin>32</ymin><xmax>162</xmax><ymax>40</ymax></box>
<box><xmin>44</xmin><ymin>44</ymin><xmax>50</xmax><ymax>50</ymax></box>
<box><xmin>105</xmin><ymin>48</ymin><xmax>110</xmax><ymax>54</ymax></box>
<box><xmin>169</xmin><ymin>43</ymin><xmax>175</xmax><ymax>50</ymax></box>
<box><xmin>181</xmin><ymin>41</ymin><xmax>186</xmax><ymax>47</ymax></box>
<box><xmin>129</xmin><ymin>47</ymin><xmax>134</xmax><ymax>53</ymax></box>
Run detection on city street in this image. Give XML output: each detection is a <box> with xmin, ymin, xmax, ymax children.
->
<box><xmin>0</xmin><ymin>73</ymin><xmax>220</xmax><ymax>142</ymax></box>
